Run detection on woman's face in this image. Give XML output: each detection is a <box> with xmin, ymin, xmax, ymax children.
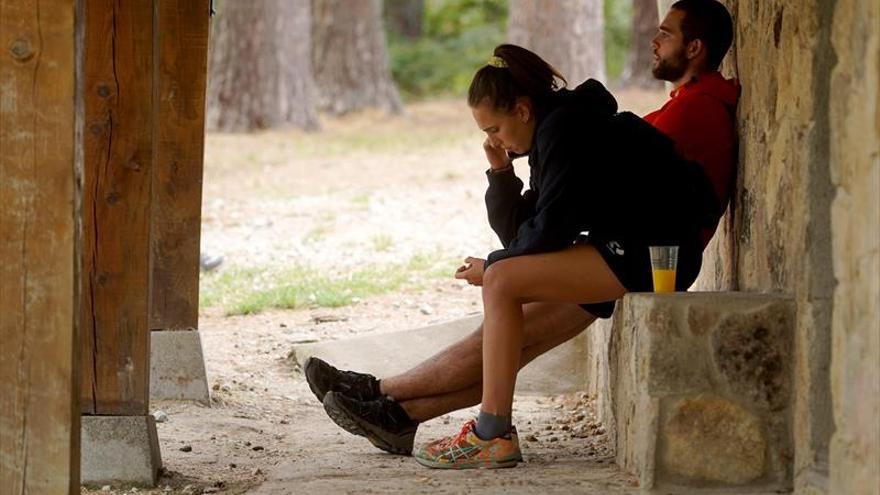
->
<box><xmin>471</xmin><ymin>98</ymin><xmax>535</xmax><ymax>155</ymax></box>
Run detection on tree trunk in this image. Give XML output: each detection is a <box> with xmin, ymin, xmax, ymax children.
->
<box><xmin>207</xmin><ymin>0</ymin><xmax>319</xmax><ymax>132</ymax></box>
<box><xmin>384</xmin><ymin>0</ymin><xmax>423</xmax><ymax>39</ymax></box>
<box><xmin>619</xmin><ymin>0</ymin><xmax>663</xmax><ymax>88</ymax></box>
<box><xmin>312</xmin><ymin>0</ymin><xmax>403</xmax><ymax>115</ymax></box>
<box><xmin>508</xmin><ymin>0</ymin><xmax>606</xmax><ymax>85</ymax></box>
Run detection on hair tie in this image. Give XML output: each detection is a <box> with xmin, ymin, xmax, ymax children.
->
<box><xmin>487</xmin><ymin>56</ymin><xmax>508</xmax><ymax>68</ymax></box>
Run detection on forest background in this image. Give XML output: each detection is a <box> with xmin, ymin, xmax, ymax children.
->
<box><xmin>206</xmin><ymin>0</ymin><xmax>659</xmax><ymax>133</ymax></box>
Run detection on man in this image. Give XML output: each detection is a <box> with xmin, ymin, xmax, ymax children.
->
<box><xmin>644</xmin><ymin>0</ymin><xmax>739</xmax><ymax>247</ymax></box>
<box><xmin>308</xmin><ymin>0</ymin><xmax>739</xmax><ymax>460</ymax></box>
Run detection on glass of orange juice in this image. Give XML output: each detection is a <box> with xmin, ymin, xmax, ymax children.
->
<box><xmin>649</xmin><ymin>246</ymin><xmax>679</xmax><ymax>293</ymax></box>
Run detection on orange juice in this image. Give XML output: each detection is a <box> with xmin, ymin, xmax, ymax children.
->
<box><xmin>652</xmin><ymin>268</ymin><xmax>676</xmax><ymax>293</ymax></box>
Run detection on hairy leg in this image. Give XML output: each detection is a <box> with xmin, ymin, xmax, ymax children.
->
<box><xmin>398</xmin><ymin>311</ymin><xmax>593</xmax><ymax>421</ymax></box>
<box><xmin>480</xmin><ymin>244</ymin><xmax>625</xmax><ymax>416</ymax></box>
<box><xmin>380</xmin><ymin>301</ymin><xmax>594</xmax><ymax>404</ymax></box>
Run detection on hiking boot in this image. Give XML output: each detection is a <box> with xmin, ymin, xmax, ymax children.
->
<box><xmin>304</xmin><ymin>357</ymin><xmax>381</xmax><ymax>403</ymax></box>
<box><xmin>322</xmin><ymin>391</ymin><xmax>419</xmax><ymax>455</ymax></box>
<box><xmin>414</xmin><ymin>419</ymin><xmax>522</xmax><ymax>469</ymax></box>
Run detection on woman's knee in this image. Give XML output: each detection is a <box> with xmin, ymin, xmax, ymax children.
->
<box><xmin>482</xmin><ymin>258</ymin><xmax>526</xmax><ymax>300</ymax></box>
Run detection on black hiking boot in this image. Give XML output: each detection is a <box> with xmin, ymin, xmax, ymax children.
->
<box><xmin>303</xmin><ymin>357</ymin><xmax>382</xmax><ymax>403</ymax></box>
<box><xmin>323</xmin><ymin>391</ymin><xmax>419</xmax><ymax>455</ymax></box>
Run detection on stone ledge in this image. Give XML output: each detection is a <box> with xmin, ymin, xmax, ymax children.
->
<box><xmin>609</xmin><ymin>292</ymin><xmax>795</xmax><ymax>492</ymax></box>
<box><xmin>291</xmin><ymin>315</ymin><xmax>590</xmax><ymax>394</ymax></box>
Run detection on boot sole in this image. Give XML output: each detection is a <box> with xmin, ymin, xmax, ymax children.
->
<box><xmin>322</xmin><ymin>392</ymin><xmax>415</xmax><ymax>456</ymax></box>
<box><xmin>303</xmin><ymin>357</ymin><xmax>327</xmax><ymax>403</ymax></box>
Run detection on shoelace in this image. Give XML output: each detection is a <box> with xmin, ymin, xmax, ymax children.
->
<box><xmin>432</xmin><ymin>419</ymin><xmax>477</xmax><ymax>451</ymax></box>
<box><xmin>336</xmin><ymin>372</ymin><xmax>377</xmax><ymax>401</ymax></box>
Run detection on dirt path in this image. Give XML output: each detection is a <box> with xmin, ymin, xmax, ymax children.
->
<box><xmin>83</xmin><ymin>90</ymin><xmax>663</xmax><ymax>495</ymax></box>
<box><xmin>145</xmin><ymin>302</ymin><xmax>637</xmax><ymax>495</ymax></box>
<box><xmin>87</xmin><ymin>294</ymin><xmax>637</xmax><ymax>495</ymax></box>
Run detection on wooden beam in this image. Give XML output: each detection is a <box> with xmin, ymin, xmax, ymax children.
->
<box><xmin>81</xmin><ymin>0</ymin><xmax>155</xmax><ymax>415</ymax></box>
<box><xmin>0</xmin><ymin>0</ymin><xmax>81</xmax><ymax>492</ymax></box>
<box><xmin>149</xmin><ymin>0</ymin><xmax>211</xmax><ymax>332</ymax></box>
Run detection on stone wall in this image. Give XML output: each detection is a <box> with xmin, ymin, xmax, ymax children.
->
<box><xmin>612</xmin><ymin>1</ymin><xmax>880</xmax><ymax>492</ymax></box>
<box><xmin>689</xmin><ymin>1</ymin><xmax>839</xmax><ymax>489</ymax></box>
<box><xmin>828</xmin><ymin>0</ymin><xmax>880</xmax><ymax>493</ymax></box>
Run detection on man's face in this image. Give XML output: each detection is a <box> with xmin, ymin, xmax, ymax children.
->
<box><xmin>651</xmin><ymin>9</ymin><xmax>690</xmax><ymax>82</ymax></box>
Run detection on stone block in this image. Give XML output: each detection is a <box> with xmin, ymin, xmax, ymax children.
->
<box><xmin>81</xmin><ymin>415</ymin><xmax>162</xmax><ymax>487</ymax></box>
<box><xmin>150</xmin><ymin>330</ymin><xmax>211</xmax><ymax>402</ymax></box>
<box><xmin>711</xmin><ymin>308</ymin><xmax>793</xmax><ymax>412</ymax></box>
<box><xmin>291</xmin><ymin>315</ymin><xmax>590</xmax><ymax>394</ymax></box>
<box><xmin>659</xmin><ymin>396</ymin><xmax>766</xmax><ymax>484</ymax></box>
<box><xmin>610</xmin><ymin>292</ymin><xmax>795</xmax><ymax>491</ymax></box>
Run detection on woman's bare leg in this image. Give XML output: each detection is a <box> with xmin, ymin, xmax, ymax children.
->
<box><xmin>480</xmin><ymin>244</ymin><xmax>625</xmax><ymax>416</ymax></box>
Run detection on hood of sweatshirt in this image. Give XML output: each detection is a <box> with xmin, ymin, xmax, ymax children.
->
<box><xmin>677</xmin><ymin>71</ymin><xmax>740</xmax><ymax>111</ymax></box>
<box><xmin>522</xmin><ymin>79</ymin><xmax>618</xmax><ymax>160</ymax></box>
<box><xmin>530</xmin><ymin>79</ymin><xmax>618</xmax><ymax>139</ymax></box>
<box><xmin>554</xmin><ymin>78</ymin><xmax>618</xmax><ymax>118</ymax></box>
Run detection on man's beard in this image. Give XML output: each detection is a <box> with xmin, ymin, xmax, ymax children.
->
<box><xmin>652</xmin><ymin>48</ymin><xmax>688</xmax><ymax>82</ymax></box>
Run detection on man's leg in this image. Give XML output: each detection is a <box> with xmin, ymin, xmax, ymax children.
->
<box><xmin>396</xmin><ymin>308</ymin><xmax>594</xmax><ymax>421</ymax></box>
<box><xmin>380</xmin><ymin>301</ymin><xmax>596</xmax><ymax>421</ymax></box>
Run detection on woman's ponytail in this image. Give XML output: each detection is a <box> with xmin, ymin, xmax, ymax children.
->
<box><xmin>468</xmin><ymin>44</ymin><xmax>567</xmax><ymax>111</ymax></box>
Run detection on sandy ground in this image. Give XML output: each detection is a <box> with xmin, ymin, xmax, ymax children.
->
<box><xmin>82</xmin><ymin>89</ymin><xmax>665</xmax><ymax>495</ymax></box>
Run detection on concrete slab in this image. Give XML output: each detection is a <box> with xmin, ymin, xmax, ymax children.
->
<box><xmin>81</xmin><ymin>415</ymin><xmax>162</xmax><ymax>487</ymax></box>
<box><xmin>290</xmin><ymin>315</ymin><xmax>590</xmax><ymax>394</ymax></box>
<box><xmin>150</xmin><ymin>330</ymin><xmax>211</xmax><ymax>403</ymax></box>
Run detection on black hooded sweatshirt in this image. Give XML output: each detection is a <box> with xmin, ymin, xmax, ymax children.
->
<box><xmin>483</xmin><ymin>79</ymin><xmax>719</xmax><ymax>268</ymax></box>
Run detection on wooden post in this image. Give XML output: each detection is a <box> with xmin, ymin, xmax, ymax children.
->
<box><xmin>81</xmin><ymin>0</ymin><xmax>155</xmax><ymax>416</ymax></box>
<box><xmin>150</xmin><ymin>0</ymin><xmax>211</xmax><ymax>332</ymax></box>
<box><xmin>0</xmin><ymin>0</ymin><xmax>81</xmax><ymax>492</ymax></box>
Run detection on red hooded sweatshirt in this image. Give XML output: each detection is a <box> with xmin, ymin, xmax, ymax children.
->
<box><xmin>643</xmin><ymin>71</ymin><xmax>740</xmax><ymax>246</ymax></box>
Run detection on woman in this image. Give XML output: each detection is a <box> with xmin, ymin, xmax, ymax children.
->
<box><xmin>414</xmin><ymin>44</ymin><xmax>718</xmax><ymax>469</ymax></box>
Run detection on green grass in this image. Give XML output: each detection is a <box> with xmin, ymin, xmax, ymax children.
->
<box><xmin>303</xmin><ymin>225</ymin><xmax>332</xmax><ymax>245</ymax></box>
<box><xmin>199</xmin><ymin>254</ymin><xmax>460</xmax><ymax>316</ymax></box>
<box><xmin>350</xmin><ymin>193</ymin><xmax>371</xmax><ymax>207</ymax></box>
<box><xmin>371</xmin><ymin>233</ymin><xmax>394</xmax><ymax>252</ymax></box>
<box><xmin>442</xmin><ymin>169</ymin><xmax>462</xmax><ymax>180</ymax></box>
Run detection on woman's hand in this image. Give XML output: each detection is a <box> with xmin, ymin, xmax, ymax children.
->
<box><xmin>483</xmin><ymin>138</ymin><xmax>512</xmax><ymax>170</ymax></box>
<box><xmin>454</xmin><ymin>257</ymin><xmax>487</xmax><ymax>286</ymax></box>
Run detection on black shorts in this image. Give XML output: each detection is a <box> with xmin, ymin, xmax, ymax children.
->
<box><xmin>576</xmin><ymin>235</ymin><xmax>703</xmax><ymax>319</ymax></box>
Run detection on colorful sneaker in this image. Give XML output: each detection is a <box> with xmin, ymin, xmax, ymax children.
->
<box><xmin>304</xmin><ymin>357</ymin><xmax>381</xmax><ymax>403</ymax></box>
<box><xmin>322</xmin><ymin>391</ymin><xmax>419</xmax><ymax>455</ymax></box>
<box><xmin>414</xmin><ymin>419</ymin><xmax>523</xmax><ymax>469</ymax></box>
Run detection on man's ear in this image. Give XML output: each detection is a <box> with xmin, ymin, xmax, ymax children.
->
<box><xmin>685</xmin><ymin>38</ymin><xmax>705</xmax><ymax>62</ymax></box>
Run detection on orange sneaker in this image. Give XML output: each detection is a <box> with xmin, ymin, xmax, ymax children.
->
<box><xmin>414</xmin><ymin>419</ymin><xmax>523</xmax><ymax>469</ymax></box>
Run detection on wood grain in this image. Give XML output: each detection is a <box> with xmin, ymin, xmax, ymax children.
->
<box><xmin>81</xmin><ymin>0</ymin><xmax>154</xmax><ymax>415</ymax></box>
<box><xmin>149</xmin><ymin>0</ymin><xmax>210</xmax><ymax>332</ymax></box>
<box><xmin>0</xmin><ymin>0</ymin><xmax>81</xmax><ymax>492</ymax></box>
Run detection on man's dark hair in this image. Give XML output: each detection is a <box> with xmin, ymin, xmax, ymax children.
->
<box><xmin>671</xmin><ymin>0</ymin><xmax>734</xmax><ymax>71</ymax></box>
